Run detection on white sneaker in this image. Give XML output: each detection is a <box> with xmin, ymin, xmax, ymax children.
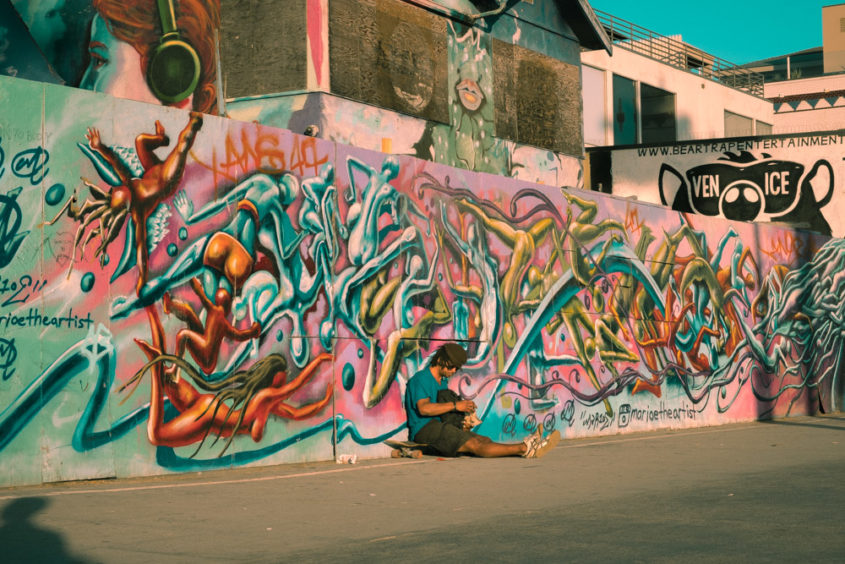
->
<box><xmin>521</xmin><ymin>424</ymin><xmax>545</xmax><ymax>458</ymax></box>
<box><xmin>524</xmin><ymin>430</ymin><xmax>561</xmax><ymax>459</ymax></box>
<box><xmin>532</xmin><ymin>430</ymin><xmax>561</xmax><ymax>458</ymax></box>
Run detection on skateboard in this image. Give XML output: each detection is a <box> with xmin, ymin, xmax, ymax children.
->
<box><xmin>384</xmin><ymin>440</ymin><xmax>426</xmax><ymax>459</ymax></box>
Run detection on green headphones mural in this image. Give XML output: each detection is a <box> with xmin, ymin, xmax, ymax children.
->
<box><xmin>147</xmin><ymin>0</ymin><xmax>201</xmax><ymax>103</ymax></box>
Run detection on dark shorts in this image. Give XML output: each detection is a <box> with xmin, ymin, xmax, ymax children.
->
<box><xmin>413</xmin><ymin>419</ymin><xmax>480</xmax><ymax>457</ymax></box>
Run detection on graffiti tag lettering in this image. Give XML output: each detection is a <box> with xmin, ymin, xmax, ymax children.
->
<box><xmin>581</xmin><ymin>409</ymin><xmax>614</xmax><ymax>431</ymax></box>
<box><xmin>0</xmin><ymin>188</ymin><xmax>28</xmax><ymax>268</ymax></box>
<box><xmin>501</xmin><ymin>413</ymin><xmax>517</xmax><ymax>437</ymax></box>
<box><xmin>560</xmin><ymin>400</ymin><xmax>575</xmax><ymax>427</ymax></box>
<box><xmin>202</xmin><ymin>129</ymin><xmax>328</xmax><ymax>187</ymax></box>
<box><xmin>0</xmin><ymin>337</ymin><xmax>16</xmax><ymax>380</ymax></box>
<box><xmin>618</xmin><ymin>403</ymin><xmax>696</xmax><ymax>426</ymax></box>
<box><xmin>0</xmin><ymin>307</ymin><xmax>93</xmax><ymax>331</ymax></box>
<box><xmin>624</xmin><ymin>205</ymin><xmax>645</xmax><ymax>237</ymax></box>
<box><xmin>542</xmin><ymin>411</ymin><xmax>557</xmax><ymax>432</ymax></box>
<box><xmin>0</xmin><ymin>274</ymin><xmax>48</xmax><ymax>307</ymax></box>
<box><xmin>759</xmin><ymin>231</ymin><xmax>815</xmax><ymax>265</ymax></box>
<box><xmin>12</xmin><ymin>147</ymin><xmax>50</xmax><ymax>185</ymax></box>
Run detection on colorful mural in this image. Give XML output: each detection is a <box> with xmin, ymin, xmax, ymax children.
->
<box><xmin>10</xmin><ymin>0</ymin><xmax>220</xmax><ymax>113</ymax></box>
<box><xmin>0</xmin><ymin>77</ymin><xmax>841</xmax><ymax>487</ymax></box>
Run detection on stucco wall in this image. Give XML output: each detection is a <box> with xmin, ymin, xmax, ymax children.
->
<box><xmin>764</xmin><ymin>75</ymin><xmax>845</xmax><ymax>135</ymax></box>
<box><xmin>0</xmin><ymin>76</ymin><xmax>840</xmax><ymax>487</ymax></box>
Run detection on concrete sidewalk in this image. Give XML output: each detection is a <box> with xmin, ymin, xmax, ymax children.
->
<box><xmin>1</xmin><ymin>415</ymin><xmax>844</xmax><ymax>563</ymax></box>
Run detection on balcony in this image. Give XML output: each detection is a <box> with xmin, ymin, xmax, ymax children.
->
<box><xmin>593</xmin><ymin>10</ymin><xmax>765</xmax><ymax>97</ymax></box>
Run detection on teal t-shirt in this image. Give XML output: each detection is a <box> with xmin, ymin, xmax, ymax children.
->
<box><xmin>405</xmin><ymin>367</ymin><xmax>448</xmax><ymax>440</ymax></box>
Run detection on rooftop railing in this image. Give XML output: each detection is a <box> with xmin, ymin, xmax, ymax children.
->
<box><xmin>594</xmin><ymin>10</ymin><xmax>765</xmax><ymax>97</ymax></box>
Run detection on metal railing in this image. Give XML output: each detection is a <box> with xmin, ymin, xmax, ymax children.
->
<box><xmin>594</xmin><ymin>10</ymin><xmax>765</xmax><ymax>97</ymax></box>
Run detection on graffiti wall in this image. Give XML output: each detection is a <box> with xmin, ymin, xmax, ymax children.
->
<box><xmin>588</xmin><ymin>132</ymin><xmax>845</xmax><ymax>237</ymax></box>
<box><xmin>0</xmin><ymin>76</ymin><xmax>841</xmax><ymax>487</ymax></box>
<box><xmin>226</xmin><ymin>93</ymin><xmax>583</xmax><ymax>188</ymax></box>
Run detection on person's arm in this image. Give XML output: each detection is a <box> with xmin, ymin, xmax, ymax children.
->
<box><xmin>416</xmin><ymin>398</ymin><xmax>475</xmax><ymax>417</ymax></box>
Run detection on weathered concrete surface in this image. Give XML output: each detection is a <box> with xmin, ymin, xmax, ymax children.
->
<box><xmin>2</xmin><ymin>415</ymin><xmax>843</xmax><ymax>563</ymax></box>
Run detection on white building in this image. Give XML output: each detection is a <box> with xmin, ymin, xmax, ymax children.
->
<box><xmin>580</xmin><ymin>10</ymin><xmax>774</xmax><ymax>147</ymax></box>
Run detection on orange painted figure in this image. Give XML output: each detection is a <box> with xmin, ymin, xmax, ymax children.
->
<box><xmin>163</xmin><ymin>277</ymin><xmax>261</xmax><ymax>375</ymax></box>
<box><xmin>82</xmin><ymin>113</ymin><xmax>202</xmax><ymax>292</ymax></box>
<box><xmin>128</xmin><ymin>306</ymin><xmax>333</xmax><ymax>455</ymax></box>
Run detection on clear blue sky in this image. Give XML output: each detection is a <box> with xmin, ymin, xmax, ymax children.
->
<box><xmin>588</xmin><ymin>0</ymin><xmax>838</xmax><ymax>64</ymax></box>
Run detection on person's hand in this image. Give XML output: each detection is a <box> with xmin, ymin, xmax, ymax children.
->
<box><xmin>455</xmin><ymin>399</ymin><xmax>476</xmax><ymax>413</ymax></box>
<box><xmin>462</xmin><ymin>412</ymin><xmax>482</xmax><ymax>430</ymax></box>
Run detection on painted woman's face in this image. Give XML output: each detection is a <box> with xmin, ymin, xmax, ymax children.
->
<box><xmin>78</xmin><ymin>14</ymin><xmax>159</xmax><ymax>105</ymax></box>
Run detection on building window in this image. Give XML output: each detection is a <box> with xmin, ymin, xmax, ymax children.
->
<box><xmin>640</xmin><ymin>83</ymin><xmax>676</xmax><ymax>143</ymax></box>
<box><xmin>583</xmin><ymin>65</ymin><xmax>606</xmax><ymax>145</ymax></box>
<box><xmin>612</xmin><ymin>74</ymin><xmax>637</xmax><ymax>145</ymax></box>
<box><xmin>725</xmin><ymin>110</ymin><xmax>753</xmax><ymax>137</ymax></box>
<box><xmin>756</xmin><ymin>121</ymin><xmax>773</xmax><ymax>135</ymax></box>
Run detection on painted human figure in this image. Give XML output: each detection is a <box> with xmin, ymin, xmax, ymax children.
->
<box><xmin>79</xmin><ymin>0</ymin><xmax>219</xmax><ymax>113</ymax></box>
<box><xmin>112</xmin><ymin>171</ymin><xmax>308</xmax><ymax>317</ymax></box>
<box><xmin>73</xmin><ymin>113</ymin><xmax>202</xmax><ymax>292</ymax></box>
<box><xmin>128</xmin><ymin>329</ymin><xmax>334</xmax><ymax>455</ymax></box>
<box><xmin>163</xmin><ymin>277</ymin><xmax>260</xmax><ymax>376</ymax></box>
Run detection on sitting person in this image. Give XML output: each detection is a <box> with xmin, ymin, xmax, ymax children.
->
<box><xmin>404</xmin><ymin>343</ymin><xmax>559</xmax><ymax>458</ymax></box>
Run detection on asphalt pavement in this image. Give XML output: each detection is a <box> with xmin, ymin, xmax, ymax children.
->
<box><xmin>1</xmin><ymin>414</ymin><xmax>844</xmax><ymax>563</ymax></box>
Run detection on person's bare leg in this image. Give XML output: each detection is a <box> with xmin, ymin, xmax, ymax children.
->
<box><xmin>458</xmin><ymin>436</ymin><xmax>526</xmax><ymax>458</ymax></box>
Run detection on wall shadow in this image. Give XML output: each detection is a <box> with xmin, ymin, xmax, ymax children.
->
<box><xmin>0</xmin><ymin>497</ymin><xmax>92</xmax><ymax>563</ymax></box>
<box><xmin>760</xmin><ymin>416</ymin><xmax>845</xmax><ymax>432</ymax></box>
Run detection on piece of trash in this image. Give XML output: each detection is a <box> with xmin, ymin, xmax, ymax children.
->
<box><xmin>266</xmin><ymin>527</ymin><xmax>272</xmax><ymax>531</ymax></box>
<box><xmin>369</xmin><ymin>493</ymin><xmax>376</xmax><ymax>497</ymax></box>
<box><xmin>727</xmin><ymin>493</ymin><xmax>734</xmax><ymax>497</ymax></box>
<box><xmin>337</xmin><ymin>454</ymin><xmax>358</xmax><ymax>464</ymax></box>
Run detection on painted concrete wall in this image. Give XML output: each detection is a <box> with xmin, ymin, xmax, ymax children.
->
<box><xmin>0</xmin><ymin>76</ymin><xmax>841</xmax><ymax>487</ymax></box>
<box><xmin>226</xmin><ymin>93</ymin><xmax>584</xmax><ymax>188</ymax></box>
<box><xmin>225</xmin><ymin>7</ymin><xmax>587</xmax><ymax>187</ymax></box>
<box><xmin>588</xmin><ymin>131</ymin><xmax>845</xmax><ymax>237</ymax></box>
<box><xmin>581</xmin><ymin>47</ymin><xmax>774</xmax><ymax>143</ymax></box>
